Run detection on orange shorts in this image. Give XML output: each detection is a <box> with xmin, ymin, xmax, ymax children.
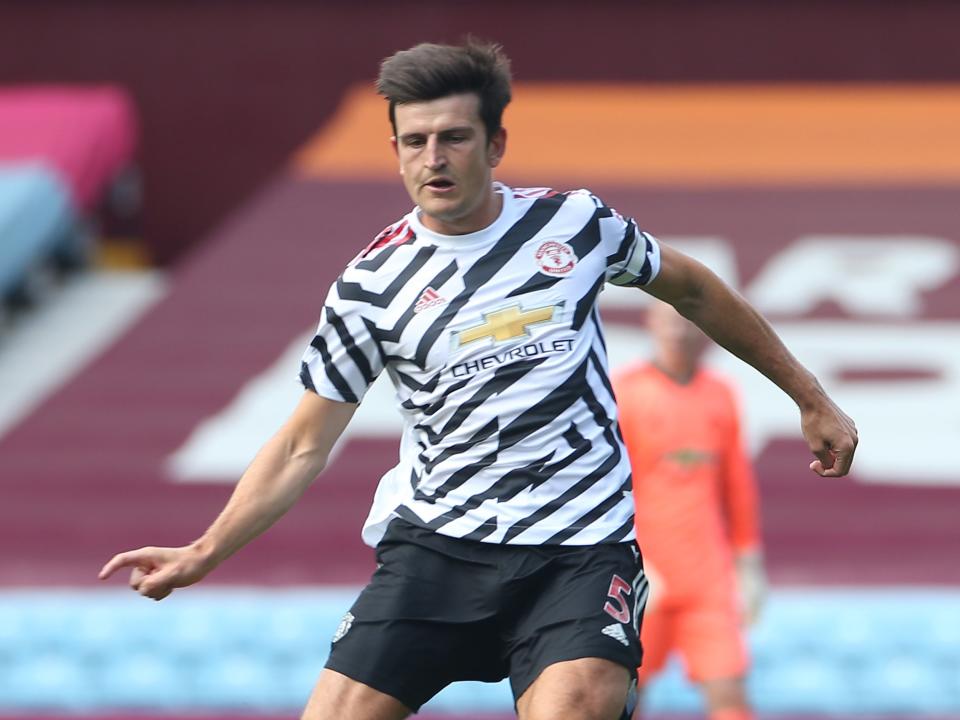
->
<box><xmin>638</xmin><ymin>590</ymin><xmax>748</xmax><ymax>683</ymax></box>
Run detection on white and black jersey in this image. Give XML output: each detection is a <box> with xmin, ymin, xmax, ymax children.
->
<box><xmin>300</xmin><ymin>183</ymin><xmax>661</xmax><ymax>547</ymax></box>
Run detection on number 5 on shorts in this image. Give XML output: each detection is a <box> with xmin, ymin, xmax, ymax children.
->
<box><xmin>603</xmin><ymin>574</ymin><xmax>632</xmax><ymax>624</ymax></box>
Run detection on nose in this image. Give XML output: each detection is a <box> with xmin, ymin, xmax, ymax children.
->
<box><xmin>424</xmin><ymin>135</ymin><xmax>446</xmax><ymax>171</ymax></box>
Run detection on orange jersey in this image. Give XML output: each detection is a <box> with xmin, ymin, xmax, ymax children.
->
<box><xmin>613</xmin><ymin>362</ymin><xmax>761</xmax><ymax>600</ymax></box>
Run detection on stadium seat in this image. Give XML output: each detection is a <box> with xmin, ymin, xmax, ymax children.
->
<box><xmin>190</xmin><ymin>649</ymin><xmax>283</xmax><ymax>709</ymax></box>
<box><xmin>642</xmin><ymin>657</ymin><xmax>703</xmax><ymax>714</ymax></box>
<box><xmin>1</xmin><ymin>588</ymin><xmax>958</xmax><ymax>714</ymax></box>
<box><xmin>857</xmin><ymin>653</ymin><xmax>955</xmax><ymax>713</ymax></box>
<box><xmin>96</xmin><ymin>650</ymin><xmax>185</xmax><ymax>710</ymax></box>
<box><xmin>2</xmin><ymin>651</ymin><xmax>97</xmax><ymax>710</ymax></box>
<box><xmin>0</xmin><ymin>86</ymin><xmax>138</xmax><ymax>212</ymax></box>
<box><xmin>0</xmin><ymin>164</ymin><xmax>77</xmax><ymax>300</ymax></box>
<box><xmin>0</xmin><ymin>85</ymin><xmax>140</xmax><ymax>318</ymax></box>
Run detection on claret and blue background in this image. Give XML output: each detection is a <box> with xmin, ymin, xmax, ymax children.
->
<box><xmin>1</xmin><ymin>2</ymin><xmax>959</xmax><ymax>718</ymax></box>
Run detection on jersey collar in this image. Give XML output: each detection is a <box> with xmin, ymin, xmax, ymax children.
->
<box><xmin>407</xmin><ymin>182</ymin><xmax>518</xmax><ymax>250</ymax></box>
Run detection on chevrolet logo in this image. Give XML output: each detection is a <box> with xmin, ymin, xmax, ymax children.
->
<box><xmin>457</xmin><ymin>304</ymin><xmax>558</xmax><ymax>346</ymax></box>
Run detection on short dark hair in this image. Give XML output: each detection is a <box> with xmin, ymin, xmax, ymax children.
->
<box><xmin>376</xmin><ymin>39</ymin><xmax>512</xmax><ymax>142</ymax></box>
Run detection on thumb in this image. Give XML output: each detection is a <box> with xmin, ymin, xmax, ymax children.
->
<box><xmin>809</xmin><ymin>445</ymin><xmax>836</xmax><ymax>476</ymax></box>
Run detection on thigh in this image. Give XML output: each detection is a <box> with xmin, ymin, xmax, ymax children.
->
<box><xmin>674</xmin><ymin>593</ymin><xmax>748</xmax><ymax>682</ymax></box>
<box><xmin>506</xmin><ymin>542</ymin><xmax>646</xmax><ymax>702</ymax></box>
<box><xmin>637</xmin><ymin>602</ymin><xmax>674</xmax><ymax>683</ymax></box>
<box><xmin>325</xmin><ymin>532</ymin><xmax>506</xmax><ymax>711</ymax></box>
<box><xmin>701</xmin><ymin>676</ymin><xmax>751</xmax><ymax>713</ymax></box>
<box><xmin>516</xmin><ymin>657</ymin><xmax>631</xmax><ymax>720</ymax></box>
<box><xmin>303</xmin><ymin>668</ymin><xmax>411</xmax><ymax>720</ymax></box>
<box><xmin>326</xmin><ymin>613</ymin><xmax>503</xmax><ymax>712</ymax></box>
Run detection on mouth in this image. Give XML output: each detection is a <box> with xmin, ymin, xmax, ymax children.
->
<box><xmin>423</xmin><ymin>178</ymin><xmax>456</xmax><ymax>193</ymax></box>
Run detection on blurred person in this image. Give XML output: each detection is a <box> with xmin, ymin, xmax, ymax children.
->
<box><xmin>99</xmin><ymin>40</ymin><xmax>856</xmax><ymax>720</ymax></box>
<box><xmin>614</xmin><ymin>301</ymin><xmax>765</xmax><ymax>720</ymax></box>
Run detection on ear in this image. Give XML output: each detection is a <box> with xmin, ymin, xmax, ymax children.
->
<box><xmin>390</xmin><ymin>136</ymin><xmax>403</xmax><ymax>174</ymax></box>
<box><xmin>488</xmin><ymin>127</ymin><xmax>507</xmax><ymax>168</ymax></box>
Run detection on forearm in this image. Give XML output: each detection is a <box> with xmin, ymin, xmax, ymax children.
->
<box><xmin>653</xmin><ymin>257</ymin><xmax>825</xmax><ymax>411</ymax></box>
<box><xmin>189</xmin><ymin>429</ymin><xmax>328</xmax><ymax>570</ymax></box>
<box><xmin>98</xmin><ymin>393</ymin><xmax>356</xmax><ymax>599</ymax></box>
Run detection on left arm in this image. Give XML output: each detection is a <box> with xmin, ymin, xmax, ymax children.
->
<box><xmin>644</xmin><ymin>244</ymin><xmax>858</xmax><ymax>477</ymax></box>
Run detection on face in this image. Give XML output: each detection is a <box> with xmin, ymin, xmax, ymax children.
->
<box><xmin>392</xmin><ymin>93</ymin><xmax>506</xmax><ymax>235</ymax></box>
<box><xmin>647</xmin><ymin>301</ymin><xmax>708</xmax><ymax>366</ymax></box>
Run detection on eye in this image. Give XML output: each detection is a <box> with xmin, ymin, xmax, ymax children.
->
<box><xmin>404</xmin><ymin>136</ymin><xmax>426</xmax><ymax>148</ymax></box>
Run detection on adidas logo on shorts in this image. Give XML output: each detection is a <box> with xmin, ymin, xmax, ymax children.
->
<box><xmin>414</xmin><ymin>287</ymin><xmax>447</xmax><ymax>313</ymax></box>
<box><xmin>602</xmin><ymin>622</ymin><xmax>629</xmax><ymax>646</ymax></box>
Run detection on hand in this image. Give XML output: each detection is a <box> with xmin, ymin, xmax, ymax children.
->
<box><xmin>735</xmin><ymin>549</ymin><xmax>767</xmax><ymax>626</ymax></box>
<box><xmin>98</xmin><ymin>545</ymin><xmax>212</xmax><ymax>601</ymax></box>
<box><xmin>801</xmin><ymin>396</ymin><xmax>858</xmax><ymax>477</ymax></box>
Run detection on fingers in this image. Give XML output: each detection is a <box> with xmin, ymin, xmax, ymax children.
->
<box><xmin>130</xmin><ymin>565</ymin><xmax>171</xmax><ymax>599</ymax></box>
<box><xmin>99</xmin><ymin>546</ymin><xmax>186</xmax><ymax>602</ymax></box>
<box><xmin>833</xmin><ymin>434</ymin><xmax>857</xmax><ymax>474</ymax></box>
<box><xmin>98</xmin><ymin>548</ymin><xmax>153</xmax><ymax>580</ymax></box>
<box><xmin>814</xmin><ymin>453</ymin><xmax>853</xmax><ymax>477</ymax></box>
<box><xmin>137</xmin><ymin>570</ymin><xmax>175</xmax><ymax>601</ymax></box>
<box><xmin>129</xmin><ymin>566</ymin><xmax>147</xmax><ymax>590</ymax></box>
<box><xmin>809</xmin><ymin>449</ymin><xmax>854</xmax><ymax>477</ymax></box>
<box><xmin>809</xmin><ymin>432</ymin><xmax>857</xmax><ymax>477</ymax></box>
<box><xmin>800</xmin><ymin>395</ymin><xmax>859</xmax><ymax>478</ymax></box>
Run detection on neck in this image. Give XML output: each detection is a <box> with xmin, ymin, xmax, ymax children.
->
<box><xmin>653</xmin><ymin>355</ymin><xmax>698</xmax><ymax>385</ymax></box>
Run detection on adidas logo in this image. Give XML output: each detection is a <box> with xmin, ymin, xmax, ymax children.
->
<box><xmin>602</xmin><ymin>623</ymin><xmax>629</xmax><ymax>646</ymax></box>
<box><xmin>414</xmin><ymin>287</ymin><xmax>446</xmax><ymax>313</ymax></box>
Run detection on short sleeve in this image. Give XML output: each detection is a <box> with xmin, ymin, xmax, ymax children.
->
<box><xmin>298</xmin><ymin>280</ymin><xmax>385</xmax><ymax>404</ymax></box>
<box><xmin>599</xmin><ymin>200</ymin><xmax>662</xmax><ymax>287</ymax></box>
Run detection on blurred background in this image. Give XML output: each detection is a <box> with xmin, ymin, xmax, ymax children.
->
<box><xmin>1</xmin><ymin>1</ymin><xmax>959</xmax><ymax>718</ymax></box>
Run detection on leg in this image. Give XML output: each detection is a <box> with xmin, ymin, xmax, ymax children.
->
<box><xmin>516</xmin><ymin>657</ymin><xmax>632</xmax><ymax>720</ymax></box>
<box><xmin>702</xmin><ymin>676</ymin><xmax>753</xmax><ymax>720</ymax></box>
<box><xmin>630</xmin><ymin>682</ymin><xmax>646</xmax><ymax>720</ymax></box>
<box><xmin>674</xmin><ymin>593</ymin><xmax>751</xmax><ymax>720</ymax></box>
<box><xmin>302</xmin><ymin>668</ymin><xmax>411</xmax><ymax>720</ymax></box>
<box><xmin>506</xmin><ymin>543</ymin><xmax>646</xmax><ymax>720</ymax></box>
<box><xmin>318</xmin><ymin>521</ymin><xmax>506</xmax><ymax>715</ymax></box>
<box><xmin>630</xmin><ymin>596</ymin><xmax>674</xmax><ymax>720</ymax></box>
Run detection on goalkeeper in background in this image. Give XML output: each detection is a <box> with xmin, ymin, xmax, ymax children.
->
<box><xmin>614</xmin><ymin>300</ymin><xmax>767</xmax><ymax>720</ymax></box>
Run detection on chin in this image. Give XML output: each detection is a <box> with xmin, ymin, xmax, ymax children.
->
<box><xmin>421</xmin><ymin>198</ymin><xmax>463</xmax><ymax>221</ymax></box>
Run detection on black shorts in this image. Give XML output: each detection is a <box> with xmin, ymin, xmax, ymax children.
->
<box><xmin>325</xmin><ymin>518</ymin><xmax>646</xmax><ymax>712</ymax></box>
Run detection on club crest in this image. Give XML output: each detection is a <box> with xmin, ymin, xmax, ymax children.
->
<box><xmin>535</xmin><ymin>240</ymin><xmax>577</xmax><ymax>276</ymax></box>
<box><xmin>332</xmin><ymin>611</ymin><xmax>354</xmax><ymax>643</ymax></box>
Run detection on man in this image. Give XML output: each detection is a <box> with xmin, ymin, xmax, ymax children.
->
<box><xmin>99</xmin><ymin>41</ymin><xmax>857</xmax><ymax>720</ymax></box>
<box><xmin>613</xmin><ymin>301</ymin><xmax>766</xmax><ymax>720</ymax></box>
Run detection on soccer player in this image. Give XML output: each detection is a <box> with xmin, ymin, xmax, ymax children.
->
<box><xmin>99</xmin><ymin>40</ymin><xmax>857</xmax><ymax>720</ymax></box>
<box><xmin>613</xmin><ymin>300</ymin><xmax>766</xmax><ymax>720</ymax></box>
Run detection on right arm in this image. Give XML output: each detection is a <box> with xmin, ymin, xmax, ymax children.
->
<box><xmin>98</xmin><ymin>391</ymin><xmax>357</xmax><ymax>600</ymax></box>
<box><xmin>644</xmin><ymin>245</ymin><xmax>858</xmax><ymax>477</ymax></box>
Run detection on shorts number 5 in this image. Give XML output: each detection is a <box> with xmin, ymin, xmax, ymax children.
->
<box><xmin>603</xmin><ymin>574</ymin><xmax>632</xmax><ymax>624</ymax></box>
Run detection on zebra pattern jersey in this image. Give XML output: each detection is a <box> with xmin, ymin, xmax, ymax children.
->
<box><xmin>300</xmin><ymin>183</ymin><xmax>661</xmax><ymax>547</ymax></box>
